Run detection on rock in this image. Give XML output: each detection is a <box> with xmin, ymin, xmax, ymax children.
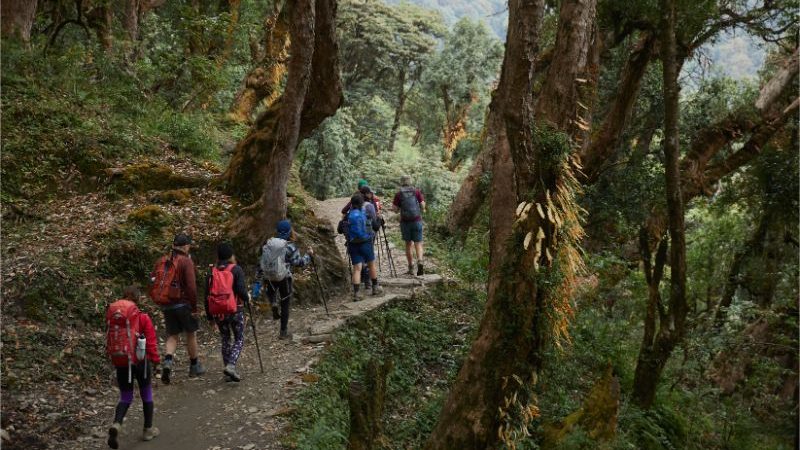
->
<box><xmin>247</xmin><ymin>407</ymin><xmax>258</xmax><ymax>414</ymax></box>
<box><xmin>309</xmin><ymin>319</ymin><xmax>345</xmax><ymax>335</ymax></box>
<box><xmin>92</xmin><ymin>428</ymin><xmax>105</xmax><ymax>438</ymax></box>
<box><xmin>84</xmin><ymin>388</ymin><xmax>97</xmax><ymax>396</ymax></box>
<box><xmin>302</xmin><ymin>334</ymin><xmax>333</xmax><ymax>344</ymax></box>
<box><xmin>242</xmin><ymin>444</ymin><xmax>256</xmax><ymax>450</ymax></box>
<box><xmin>46</xmin><ymin>412</ymin><xmax>61</xmax><ymax>420</ymax></box>
<box><xmin>1</xmin><ymin>429</ymin><xmax>10</xmax><ymax>442</ymax></box>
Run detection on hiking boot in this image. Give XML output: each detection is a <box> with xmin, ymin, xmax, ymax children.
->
<box><xmin>353</xmin><ymin>290</ymin><xmax>366</xmax><ymax>302</ymax></box>
<box><xmin>223</xmin><ymin>364</ymin><xmax>241</xmax><ymax>382</ymax></box>
<box><xmin>278</xmin><ymin>330</ymin><xmax>292</xmax><ymax>340</ymax></box>
<box><xmin>142</xmin><ymin>427</ymin><xmax>160</xmax><ymax>441</ymax></box>
<box><xmin>406</xmin><ymin>264</ymin><xmax>414</xmax><ymax>275</ymax></box>
<box><xmin>107</xmin><ymin>422</ymin><xmax>121</xmax><ymax>449</ymax></box>
<box><xmin>372</xmin><ymin>285</ymin><xmax>384</xmax><ymax>296</ymax></box>
<box><xmin>417</xmin><ymin>263</ymin><xmax>424</xmax><ymax>276</ymax></box>
<box><xmin>161</xmin><ymin>359</ymin><xmax>173</xmax><ymax>385</ymax></box>
<box><xmin>189</xmin><ymin>362</ymin><xmax>206</xmax><ymax>377</ymax></box>
<box><xmin>271</xmin><ymin>303</ymin><xmax>281</xmax><ymax>320</ymax></box>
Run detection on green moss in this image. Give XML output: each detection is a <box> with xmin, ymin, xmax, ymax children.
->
<box><xmin>151</xmin><ymin>188</ymin><xmax>194</xmax><ymax>205</ymax></box>
<box><xmin>127</xmin><ymin>205</ymin><xmax>173</xmax><ymax>229</ymax></box>
<box><xmin>108</xmin><ymin>162</ymin><xmax>207</xmax><ymax>193</ymax></box>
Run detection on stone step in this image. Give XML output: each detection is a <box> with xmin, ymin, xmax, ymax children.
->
<box><xmin>379</xmin><ymin>273</ymin><xmax>443</xmax><ymax>287</ymax></box>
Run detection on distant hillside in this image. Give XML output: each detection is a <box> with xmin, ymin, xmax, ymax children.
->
<box><xmin>385</xmin><ymin>0</ymin><xmax>508</xmax><ymax>39</ymax></box>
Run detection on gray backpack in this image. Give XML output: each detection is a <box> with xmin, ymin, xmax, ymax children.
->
<box><xmin>399</xmin><ymin>187</ymin><xmax>421</xmax><ymax>220</ymax></box>
<box><xmin>260</xmin><ymin>238</ymin><xmax>290</xmax><ymax>282</ymax></box>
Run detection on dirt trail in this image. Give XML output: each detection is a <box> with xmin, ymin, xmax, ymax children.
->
<box><xmin>65</xmin><ymin>197</ymin><xmax>436</xmax><ymax>450</ymax></box>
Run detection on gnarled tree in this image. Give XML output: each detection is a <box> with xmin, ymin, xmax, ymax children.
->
<box><xmin>221</xmin><ymin>0</ymin><xmax>343</xmax><ymax>254</ymax></box>
<box><xmin>228</xmin><ymin>2</ymin><xmax>290</xmax><ymax>123</ymax></box>
<box><xmin>425</xmin><ymin>0</ymin><xmax>596</xmax><ymax>446</ymax></box>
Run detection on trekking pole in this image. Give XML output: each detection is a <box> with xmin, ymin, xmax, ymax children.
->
<box><xmin>310</xmin><ymin>258</ymin><xmax>330</xmax><ymax>316</ymax></box>
<box><xmin>381</xmin><ymin>225</ymin><xmax>397</xmax><ymax>277</ymax></box>
<box><xmin>374</xmin><ymin>235</ymin><xmax>382</xmax><ymax>274</ymax></box>
<box><xmin>345</xmin><ymin>241</ymin><xmax>355</xmax><ymax>292</ymax></box>
<box><xmin>245</xmin><ymin>294</ymin><xmax>265</xmax><ymax>373</ymax></box>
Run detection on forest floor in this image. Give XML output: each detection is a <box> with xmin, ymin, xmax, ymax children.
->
<box><xmin>45</xmin><ymin>196</ymin><xmax>440</xmax><ymax>450</ymax></box>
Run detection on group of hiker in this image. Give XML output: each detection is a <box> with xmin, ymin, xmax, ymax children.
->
<box><xmin>338</xmin><ymin>175</ymin><xmax>426</xmax><ymax>301</ymax></box>
<box><xmin>103</xmin><ymin>175</ymin><xmax>426</xmax><ymax>448</ymax></box>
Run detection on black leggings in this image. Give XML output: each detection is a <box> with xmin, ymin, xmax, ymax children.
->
<box><xmin>266</xmin><ymin>278</ymin><xmax>293</xmax><ymax>333</ymax></box>
<box><xmin>114</xmin><ymin>363</ymin><xmax>154</xmax><ymax>427</ymax></box>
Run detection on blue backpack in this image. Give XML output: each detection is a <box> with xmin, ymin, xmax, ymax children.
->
<box><xmin>347</xmin><ymin>209</ymin><xmax>372</xmax><ymax>244</ymax></box>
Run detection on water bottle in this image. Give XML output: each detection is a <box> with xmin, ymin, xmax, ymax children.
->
<box><xmin>136</xmin><ymin>333</ymin><xmax>146</xmax><ymax>361</ymax></box>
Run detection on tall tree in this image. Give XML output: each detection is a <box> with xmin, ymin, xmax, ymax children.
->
<box><xmin>337</xmin><ymin>0</ymin><xmax>444</xmax><ymax>152</ymax></box>
<box><xmin>425</xmin><ymin>0</ymin><xmax>596</xmax><ymax>446</ymax></box>
<box><xmin>422</xmin><ymin>18</ymin><xmax>503</xmax><ymax>163</ymax></box>
<box><xmin>631</xmin><ymin>0</ymin><xmax>687</xmax><ymax>409</ymax></box>
<box><xmin>1</xmin><ymin>0</ymin><xmax>37</xmax><ymax>43</ymax></box>
<box><xmin>221</xmin><ymin>0</ymin><xmax>343</xmax><ymax>253</ymax></box>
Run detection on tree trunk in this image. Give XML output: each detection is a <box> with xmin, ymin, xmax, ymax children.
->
<box><xmin>387</xmin><ymin>68</ymin><xmax>407</xmax><ymax>153</ymax></box>
<box><xmin>579</xmin><ymin>34</ymin><xmax>655</xmax><ymax>183</ymax></box>
<box><xmin>632</xmin><ymin>0</ymin><xmax>687</xmax><ymax>409</ymax></box>
<box><xmin>1</xmin><ymin>0</ymin><xmax>37</xmax><ymax>43</ymax></box>
<box><xmin>347</xmin><ymin>359</ymin><xmax>392</xmax><ymax>450</ymax></box>
<box><xmin>441</xmin><ymin>87</ymin><xmax>471</xmax><ymax>165</ymax></box>
<box><xmin>426</xmin><ymin>0</ymin><xmax>596</xmax><ymax>446</ymax></box>
<box><xmin>222</xmin><ymin>0</ymin><xmax>342</xmax><ymax>254</ymax></box>
<box><xmin>444</xmin><ymin>112</ymin><xmax>497</xmax><ymax>236</ymax></box>
<box><xmin>228</xmin><ymin>6</ymin><xmax>290</xmax><ymax>123</ymax></box>
<box><xmin>123</xmin><ymin>0</ymin><xmax>140</xmax><ymax>41</ymax></box>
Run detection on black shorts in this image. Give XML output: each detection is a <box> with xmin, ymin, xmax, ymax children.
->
<box><xmin>162</xmin><ymin>305</ymin><xmax>199</xmax><ymax>335</ymax></box>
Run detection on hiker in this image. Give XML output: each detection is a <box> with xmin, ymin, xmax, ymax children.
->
<box><xmin>204</xmin><ymin>243</ymin><xmax>249</xmax><ymax>382</ymax></box>
<box><xmin>341</xmin><ymin>186</ymin><xmax>382</xmax><ymax>289</ymax></box>
<box><xmin>252</xmin><ymin>220</ymin><xmax>313</xmax><ymax>339</ymax></box>
<box><xmin>392</xmin><ymin>175</ymin><xmax>426</xmax><ymax>275</ymax></box>
<box><xmin>342</xmin><ymin>184</ymin><xmax>383</xmax><ymax>216</ymax></box>
<box><xmin>347</xmin><ymin>193</ymin><xmax>383</xmax><ymax>300</ymax></box>
<box><xmin>148</xmin><ymin>233</ymin><xmax>206</xmax><ymax>384</ymax></box>
<box><xmin>106</xmin><ymin>286</ymin><xmax>160</xmax><ymax>449</ymax></box>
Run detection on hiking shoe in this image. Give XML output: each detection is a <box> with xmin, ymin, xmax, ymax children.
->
<box><xmin>142</xmin><ymin>427</ymin><xmax>160</xmax><ymax>441</ymax></box>
<box><xmin>161</xmin><ymin>359</ymin><xmax>173</xmax><ymax>385</ymax></box>
<box><xmin>353</xmin><ymin>290</ymin><xmax>366</xmax><ymax>302</ymax></box>
<box><xmin>278</xmin><ymin>330</ymin><xmax>292</xmax><ymax>340</ymax></box>
<box><xmin>223</xmin><ymin>364</ymin><xmax>241</xmax><ymax>382</ymax></box>
<box><xmin>417</xmin><ymin>263</ymin><xmax>424</xmax><ymax>276</ymax></box>
<box><xmin>372</xmin><ymin>285</ymin><xmax>384</xmax><ymax>296</ymax></box>
<box><xmin>189</xmin><ymin>362</ymin><xmax>206</xmax><ymax>377</ymax></box>
<box><xmin>107</xmin><ymin>422</ymin><xmax>121</xmax><ymax>449</ymax></box>
<box><xmin>406</xmin><ymin>264</ymin><xmax>414</xmax><ymax>275</ymax></box>
<box><xmin>271</xmin><ymin>303</ymin><xmax>281</xmax><ymax>320</ymax></box>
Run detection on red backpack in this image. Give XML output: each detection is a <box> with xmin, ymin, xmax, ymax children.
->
<box><xmin>149</xmin><ymin>255</ymin><xmax>182</xmax><ymax>305</ymax></box>
<box><xmin>106</xmin><ymin>300</ymin><xmax>142</xmax><ymax>367</ymax></box>
<box><xmin>207</xmin><ymin>264</ymin><xmax>237</xmax><ymax>316</ymax></box>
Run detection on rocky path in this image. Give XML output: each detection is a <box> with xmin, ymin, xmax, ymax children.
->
<box><xmin>66</xmin><ymin>197</ymin><xmax>440</xmax><ymax>450</ymax></box>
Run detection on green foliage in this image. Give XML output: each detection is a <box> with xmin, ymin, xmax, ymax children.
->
<box><xmin>299</xmin><ymin>110</ymin><xmax>360</xmax><ymax>199</ymax></box>
<box><xmin>288</xmin><ymin>285</ymin><xmax>484</xmax><ymax>449</ymax></box>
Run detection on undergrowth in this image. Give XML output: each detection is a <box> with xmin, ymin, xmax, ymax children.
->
<box><xmin>287</xmin><ymin>284</ymin><xmax>485</xmax><ymax>449</ymax></box>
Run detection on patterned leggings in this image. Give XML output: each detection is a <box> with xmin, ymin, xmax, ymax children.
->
<box><xmin>216</xmin><ymin>310</ymin><xmax>245</xmax><ymax>366</ymax></box>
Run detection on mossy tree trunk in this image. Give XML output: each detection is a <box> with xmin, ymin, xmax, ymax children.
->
<box><xmin>632</xmin><ymin>0</ymin><xmax>687</xmax><ymax>409</ymax></box>
<box><xmin>221</xmin><ymin>0</ymin><xmax>342</xmax><ymax>255</ymax></box>
<box><xmin>228</xmin><ymin>3</ymin><xmax>290</xmax><ymax>123</ymax></box>
<box><xmin>425</xmin><ymin>0</ymin><xmax>596</xmax><ymax>447</ymax></box>
<box><xmin>1</xmin><ymin>0</ymin><xmax>37</xmax><ymax>43</ymax></box>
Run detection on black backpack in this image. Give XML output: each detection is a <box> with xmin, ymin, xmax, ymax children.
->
<box><xmin>399</xmin><ymin>187</ymin><xmax>421</xmax><ymax>220</ymax></box>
